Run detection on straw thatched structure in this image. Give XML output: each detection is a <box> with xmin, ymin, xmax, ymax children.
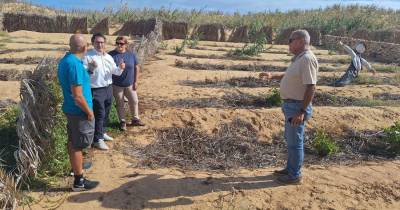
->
<box><xmin>90</xmin><ymin>18</ymin><xmax>109</xmax><ymax>35</ymax></box>
<box><xmin>193</xmin><ymin>24</ymin><xmax>226</xmax><ymax>42</ymax></box>
<box><xmin>162</xmin><ymin>21</ymin><xmax>188</xmax><ymax>40</ymax></box>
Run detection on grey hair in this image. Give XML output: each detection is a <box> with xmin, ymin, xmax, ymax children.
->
<box><xmin>291</xmin><ymin>29</ymin><xmax>310</xmax><ymax>45</ymax></box>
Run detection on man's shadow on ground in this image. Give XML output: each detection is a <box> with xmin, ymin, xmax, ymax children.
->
<box><xmin>68</xmin><ymin>173</ymin><xmax>281</xmax><ymax>209</ymax></box>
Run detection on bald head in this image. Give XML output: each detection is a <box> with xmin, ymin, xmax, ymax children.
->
<box><xmin>69</xmin><ymin>34</ymin><xmax>87</xmax><ymax>54</ymax></box>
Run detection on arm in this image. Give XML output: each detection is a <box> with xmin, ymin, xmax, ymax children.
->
<box><xmin>133</xmin><ymin>64</ymin><xmax>140</xmax><ymax>90</ymax></box>
<box><xmin>360</xmin><ymin>58</ymin><xmax>376</xmax><ymax>74</ymax></box>
<box><xmin>71</xmin><ymin>85</ymin><xmax>94</xmax><ymax>120</ymax></box>
<box><xmin>339</xmin><ymin>41</ymin><xmax>356</xmax><ymax>59</ymax></box>
<box><xmin>259</xmin><ymin>72</ymin><xmax>285</xmax><ymax>81</ymax></box>
<box><xmin>132</xmin><ymin>53</ymin><xmax>140</xmax><ymax>90</ymax></box>
<box><xmin>291</xmin><ymin>84</ymin><xmax>315</xmax><ymax>126</ymax></box>
<box><xmin>109</xmin><ymin>55</ymin><xmax>124</xmax><ymax>76</ymax></box>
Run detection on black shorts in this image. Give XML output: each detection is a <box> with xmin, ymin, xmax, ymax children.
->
<box><xmin>66</xmin><ymin>114</ymin><xmax>95</xmax><ymax>149</ymax></box>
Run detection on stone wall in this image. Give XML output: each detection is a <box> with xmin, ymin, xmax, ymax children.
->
<box><xmin>322</xmin><ymin>35</ymin><xmax>400</xmax><ymax>64</ymax></box>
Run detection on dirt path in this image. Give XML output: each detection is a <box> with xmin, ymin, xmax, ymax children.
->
<box><xmin>19</xmin><ymin>38</ymin><xmax>400</xmax><ymax>210</ymax></box>
<box><xmin>26</xmin><ymin>149</ymin><xmax>400</xmax><ymax>210</ymax></box>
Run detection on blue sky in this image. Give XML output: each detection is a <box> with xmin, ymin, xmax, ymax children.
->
<box><xmin>29</xmin><ymin>0</ymin><xmax>400</xmax><ymax>13</ymax></box>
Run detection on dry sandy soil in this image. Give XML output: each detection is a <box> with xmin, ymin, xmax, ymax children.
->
<box><xmin>1</xmin><ymin>31</ymin><xmax>399</xmax><ymax>210</ymax></box>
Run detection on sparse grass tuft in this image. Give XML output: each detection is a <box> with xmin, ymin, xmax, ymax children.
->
<box><xmin>374</xmin><ymin>64</ymin><xmax>399</xmax><ymax>73</ymax></box>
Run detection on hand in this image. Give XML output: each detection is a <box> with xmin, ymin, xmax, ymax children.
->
<box><xmin>371</xmin><ymin>69</ymin><xmax>376</xmax><ymax>75</ymax></box>
<box><xmin>290</xmin><ymin>112</ymin><xmax>304</xmax><ymax>126</ymax></box>
<box><xmin>88</xmin><ymin>59</ymin><xmax>97</xmax><ymax>72</ymax></box>
<box><xmin>132</xmin><ymin>82</ymin><xmax>137</xmax><ymax>91</ymax></box>
<box><xmin>339</xmin><ymin>41</ymin><xmax>343</xmax><ymax>45</ymax></box>
<box><xmin>88</xmin><ymin>111</ymin><xmax>94</xmax><ymax>121</ymax></box>
<box><xmin>259</xmin><ymin>72</ymin><xmax>272</xmax><ymax>80</ymax></box>
<box><xmin>119</xmin><ymin>59</ymin><xmax>125</xmax><ymax>70</ymax></box>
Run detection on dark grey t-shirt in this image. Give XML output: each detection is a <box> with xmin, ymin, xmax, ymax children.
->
<box><xmin>109</xmin><ymin>50</ymin><xmax>139</xmax><ymax>87</ymax></box>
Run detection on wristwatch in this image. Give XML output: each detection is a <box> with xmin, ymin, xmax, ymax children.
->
<box><xmin>299</xmin><ymin>108</ymin><xmax>306</xmax><ymax>114</ymax></box>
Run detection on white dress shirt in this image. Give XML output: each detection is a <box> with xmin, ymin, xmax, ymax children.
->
<box><xmin>83</xmin><ymin>49</ymin><xmax>123</xmax><ymax>88</ymax></box>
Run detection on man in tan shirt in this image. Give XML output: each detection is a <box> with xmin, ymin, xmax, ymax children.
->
<box><xmin>260</xmin><ymin>29</ymin><xmax>318</xmax><ymax>184</ymax></box>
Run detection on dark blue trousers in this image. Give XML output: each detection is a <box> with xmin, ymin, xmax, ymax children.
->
<box><xmin>91</xmin><ymin>85</ymin><xmax>112</xmax><ymax>143</ymax></box>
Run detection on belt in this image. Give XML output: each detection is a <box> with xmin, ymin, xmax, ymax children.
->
<box><xmin>91</xmin><ymin>84</ymin><xmax>112</xmax><ymax>90</ymax></box>
<box><xmin>283</xmin><ymin>99</ymin><xmax>303</xmax><ymax>103</ymax></box>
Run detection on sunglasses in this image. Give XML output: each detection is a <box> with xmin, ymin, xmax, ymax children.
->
<box><xmin>116</xmin><ymin>42</ymin><xmax>126</xmax><ymax>46</ymax></box>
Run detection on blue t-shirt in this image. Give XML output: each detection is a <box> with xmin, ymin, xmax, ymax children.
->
<box><xmin>109</xmin><ymin>50</ymin><xmax>139</xmax><ymax>87</ymax></box>
<box><xmin>58</xmin><ymin>52</ymin><xmax>93</xmax><ymax>116</ymax></box>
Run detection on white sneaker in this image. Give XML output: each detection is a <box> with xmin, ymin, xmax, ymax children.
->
<box><xmin>103</xmin><ymin>133</ymin><xmax>114</xmax><ymax>141</ymax></box>
<box><xmin>93</xmin><ymin>139</ymin><xmax>109</xmax><ymax>150</ymax></box>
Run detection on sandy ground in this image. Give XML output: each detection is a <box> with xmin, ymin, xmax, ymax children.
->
<box><xmin>1</xmin><ymin>32</ymin><xmax>398</xmax><ymax>210</ymax></box>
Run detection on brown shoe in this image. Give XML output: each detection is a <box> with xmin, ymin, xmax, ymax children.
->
<box><xmin>276</xmin><ymin>175</ymin><xmax>302</xmax><ymax>185</ymax></box>
<box><xmin>131</xmin><ymin>119</ymin><xmax>145</xmax><ymax>126</ymax></box>
<box><xmin>273</xmin><ymin>168</ymin><xmax>289</xmax><ymax>176</ymax></box>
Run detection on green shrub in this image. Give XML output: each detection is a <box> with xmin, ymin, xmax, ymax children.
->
<box><xmin>265</xmin><ymin>88</ymin><xmax>282</xmax><ymax>107</ymax></box>
<box><xmin>382</xmin><ymin>121</ymin><xmax>400</xmax><ymax>155</ymax></box>
<box><xmin>312</xmin><ymin>130</ymin><xmax>339</xmax><ymax>157</ymax></box>
<box><xmin>0</xmin><ymin>106</ymin><xmax>19</xmax><ymax>172</ymax></box>
<box><xmin>38</xmin><ymin>81</ymin><xmax>69</xmax><ymax>177</ymax></box>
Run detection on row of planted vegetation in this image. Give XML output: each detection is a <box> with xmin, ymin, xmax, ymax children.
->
<box><xmin>74</xmin><ymin>4</ymin><xmax>399</xmax><ymax>34</ymax></box>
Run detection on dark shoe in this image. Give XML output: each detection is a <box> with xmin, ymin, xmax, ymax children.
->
<box><xmin>131</xmin><ymin>119</ymin><xmax>145</xmax><ymax>126</ymax></box>
<box><xmin>72</xmin><ymin>178</ymin><xmax>99</xmax><ymax>192</ymax></box>
<box><xmin>119</xmin><ymin>121</ymin><xmax>127</xmax><ymax>131</ymax></box>
<box><xmin>276</xmin><ymin>175</ymin><xmax>302</xmax><ymax>185</ymax></box>
<box><xmin>273</xmin><ymin>168</ymin><xmax>289</xmax><ymax>176</ymax></box>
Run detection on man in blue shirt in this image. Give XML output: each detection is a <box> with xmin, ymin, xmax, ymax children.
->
<box><xmin>58</xmin><ymin>34</ymin><xmax>99</xmax><ymax>191</ymax></box>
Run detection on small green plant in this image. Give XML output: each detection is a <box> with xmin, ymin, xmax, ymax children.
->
<box><xmin>228</xmin><ymin>21</ymin><xmax>268</xmax><ymax>57</ymax></box>
<box><xmin>188</xmin><ymin>33</ymin><xmax>200</xmax><ymax>49</ymax></box>
<box><xmin>312</xmin><ymin>130</ymin><xmax>339</xmax><ymax>156</ymax></box>
<box><xmin>382</xmin><ymin>121</ymin><xmax>400</xmax><ymax>155</ymax></box>
<box><xmin>159</xmin><ymin>40</ymin><xmax>168</xmax><ymax>50</ymax></box>
<box><xmin>174</xmin><ymin>39</ymin><xmax>187</xmax><ymax>55</ymax></box>
<box><xmin>265</xmin><ymin>88</ymin><xmax>282</xmax><ymax>107</ymax></box>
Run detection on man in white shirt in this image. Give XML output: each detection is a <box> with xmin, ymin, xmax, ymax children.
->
<box><xmin>260</xmin><ymin>29</ymin><xmax>318</xmax><ymax>184</ymax></box>
<box><xmin>83</xmin><ymin>33</ymin><xmax>125</xmax><ymax>150</ymax></box>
